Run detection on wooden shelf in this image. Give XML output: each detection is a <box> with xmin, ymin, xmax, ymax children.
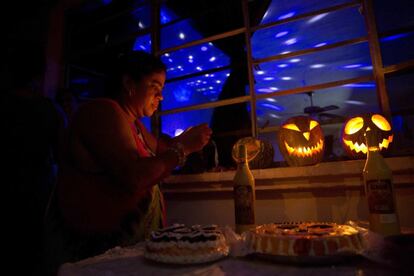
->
<box><xmin>162</xmin><ymin>156</ymin><xmax>414</xmax><ymax>194</ymax></box>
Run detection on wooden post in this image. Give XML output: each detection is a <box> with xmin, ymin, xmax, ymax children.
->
<box><xmin>362</xmin><ymin>0</ymin><xmax>391</xmax><ymax>118</ymax></box>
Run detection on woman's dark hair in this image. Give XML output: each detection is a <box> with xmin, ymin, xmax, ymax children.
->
<box><xmin>105</xmin><ymin>51</ymin><xmax>166</xmax><ymax>99</ymax></box>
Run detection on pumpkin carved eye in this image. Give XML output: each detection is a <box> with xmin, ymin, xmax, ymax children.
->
<box><xmin>309</xmin><ymin>120</ymin><xmax>319</xmax><ymax>130</ymax></box>
<box><xmin>372</xmin><ymin>114</ymin><xmax>391</xmax><ymax>131</ymax></box>
<box><xmin>283</xmin><ymin>124</ymin><xmax>300</xmax><ymax>132</ymax></box>
<box><xmin>344</xmin><ymin>117</ymin><xmax>363</xmax><ymax>135</ymax></box>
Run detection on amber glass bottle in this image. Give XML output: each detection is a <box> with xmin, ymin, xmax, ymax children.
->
<box><xmin>363</xmin><ymin>129</ymin><xmax>400</xmax><ymax>236</ymax></box>
<box><xmin>233</xmin><ymin>144</ymin><xmax>256</xmax><ymax>234</ymax></box>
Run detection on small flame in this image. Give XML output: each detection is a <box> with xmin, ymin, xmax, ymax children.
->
<box><xmin>343</xmin><ymin>135</ymin><xmax>393</xmax><ymax>154</ymax></box>
<box><xmin>285</xmin><ymin>139</ymin><xmax>324</xmax><ymax>157</ymax></box>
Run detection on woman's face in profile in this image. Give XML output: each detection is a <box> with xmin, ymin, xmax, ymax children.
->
<box><xmin>133</xmin><ymin>71</ymin><xmax>166</xmax><ymax>118</ymax></box>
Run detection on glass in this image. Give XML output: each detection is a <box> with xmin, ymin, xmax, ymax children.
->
<box><xmin>161</xmin><ymin>69</ymin><xmax>232</xmax><ymax>111</ymax></box>
<box><xmin>255</xmin><ymin>81</ymin><xmax>379</xmax><ymax>129</ymax></box>
<box><xmin>386</xmin><ymin>71</ymin><xmax>414</xmax><ymax>157</ymax></box>
<box><xmin>254</xmin><ymin>0</ymin><xmax>353</xmax><ymax>26</ymax></box>
<box><xmin>253</xmin><ymin>42</ymin><xmax>373</xmax><ymax>93</ymax></box>
<box><xmin>374</xmin><ymin>0</ymin><xmax>414</xmax><ymax>33</ymax></box>
<box><xmin>140</xmin><ymin>117</ymin><xmax>151</xmax><ymax>132</ymax></box>
<box><xmin>161</xmin><ymin>109</ymin><xmax>213</xmax><ymax>139</ymax></box>
<box><xmin>160</xmin><ymin>1</ymin><xmax>243</xmax><ymax>50</ymax></box>
<box><xmin>160</xmin><ymin>35</ymin><xmax>233</xmax><ymax>80</ymax></box>
<box><xmin>71</xmin><ymin>3</ymin><xmax>151</xmax><ymax>53</ymax></box>
<box><xmin>106</xmin><ymin>4</ymin><xmax>151</xmax><ymax>42</ymax></box>
<box><xmin>380</xmin><ymin>32</ymin><xmax>414</xmax><ymax>66</ymax></box>
<box><xmin>252</xmin><ymin>6</ymin><xmax>366</xmax><ymax>59</ymax></box>
<box><xmin>132</xmin><ymin>34</ymin><xmax>152</xmax><ymax>53</ymax></box>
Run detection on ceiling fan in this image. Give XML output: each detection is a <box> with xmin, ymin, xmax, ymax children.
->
<box><xmin>303</xmin><ymin>91</ymin><xmax>343</xmax><ymax>120</ymax></box>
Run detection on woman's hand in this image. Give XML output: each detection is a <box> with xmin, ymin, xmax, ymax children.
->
<box><xmin>176</xmin><ymin>123</ymin><xmax>212</xmax><ymax>155</ymax></box>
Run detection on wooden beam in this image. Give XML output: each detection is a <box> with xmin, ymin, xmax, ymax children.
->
<box><xmin>362</xmin><ymin>0</ymin><xmax>391</xmax><ymax>118</ymax></box>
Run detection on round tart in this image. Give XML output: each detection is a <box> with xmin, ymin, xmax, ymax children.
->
<box><xmin>246</xmin><ymin>222</ymin><xmax>364</xmax><ymax>258</ymax></box>
<box><xmin>144</xmin><ymin>224</ymin><xmax>229</xmax><ymax>264</ymax></box>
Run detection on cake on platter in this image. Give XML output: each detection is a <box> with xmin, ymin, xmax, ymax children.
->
<box><xmin>144</xmin><ymin>224</ymin><xmax>230</xmax><ymax>264</ymax></box>
<box><xmin>245</xmin><ymin>222</ymin><xmax>364</xmax><ymax>263</ymax></box>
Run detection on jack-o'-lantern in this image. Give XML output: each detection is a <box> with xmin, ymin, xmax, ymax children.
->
<box><xmin>278</xmin><ymin>116</ymin><xmax>324</xmax><ymax>166</ymax></box>
<box><xmin>342</xmin><ymin>113</ymin><xmax>393</xmax><ymax>159</ymax></box>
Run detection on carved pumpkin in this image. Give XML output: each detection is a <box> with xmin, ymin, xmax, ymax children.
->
<box><xmin>341</xmin><ymin>113</ymin><xmax>393</xmax><ymax>159</ymax></box>
<box><xmin>277</xmin><ymin>116</ymin><xmax>324</xmax><ymax>166</ymax></box>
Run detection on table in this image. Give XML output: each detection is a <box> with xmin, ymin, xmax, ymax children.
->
<box><xmin>58</xmin><ymin>243</ymin><xmax>405</xmax><ymax>276</ymax></box>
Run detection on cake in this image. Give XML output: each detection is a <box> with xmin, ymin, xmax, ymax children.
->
<box><xmin>144</xmin><ymin>224</ymin><xmax>230</xmax><ymax>264</ymax></box>
<box><xmin>246</xmin><ymin>222</ymin><xmax>364</xmax><ymax>257</ymax></box>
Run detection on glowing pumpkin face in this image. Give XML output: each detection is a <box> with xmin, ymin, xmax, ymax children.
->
<box><xmin>278</xmin><ymin>116</ymin><xmax>324</xmax><ymax>166</ymax></box>
<box><xmin>342</xmin><ymin>113</ymin><xmax>393</xmax><ymax>159</ymax></box>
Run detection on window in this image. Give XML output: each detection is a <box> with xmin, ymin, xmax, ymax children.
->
<box><xmin>66</xmin><ymin>0</ymin><xmax>414</xmax><ymax>170</ymax></box>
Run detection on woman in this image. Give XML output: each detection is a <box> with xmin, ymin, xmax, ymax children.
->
<box><xmin>44</xmin><ymin>51</ymin><xmax>211</xmax><ymax>273</ymax></box>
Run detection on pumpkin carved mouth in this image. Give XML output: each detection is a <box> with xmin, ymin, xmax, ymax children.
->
<box><xmin>343</xmin><ymin>135</ymin><xmax>393</xmax><ymax>154</ymax></box>
<box><xmin>284</xmin><ymin>139</ymin><xmax>324</xmax><ymax>157</ymax></box>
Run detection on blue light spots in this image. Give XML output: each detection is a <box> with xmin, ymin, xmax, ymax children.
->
<box><xmin>201</xmin><ymin>46</ymin><xmax>208</xmax><ymax>51</ymax></box>
<box><xmin>343</xmin><ymin>64</ymin><xmax>362</xmax><ymax>69</ymax></box>
<box><xmin>345</xmin><ymin>100</ymin><xmax>366</xmax><ymax>105</ymax></box>
<box><xmin>307</xmin><ymin>13</ymin><xmax>328</xmax><ymax>24</ymax></box>
<box><xmin>256</xmin><ymin>70</ymin><xmax>265</xmax><ymax>75</ymax></box>
<box><xmin>343</xmin><ymin>83</ymin><xmax>375</xmax><ymax>88</ymax></box>
<box><xmin>261</xmin><ymin>103</ymin><xmax>284</xmax><ymax>111</ymax></box>
<box><xmin>263</xmin><ymin>77</ymin><xmax>275</xmax><ymax>81</ymax></box>
<box><xmin>173</xmin><ymin>86</ymin><xmax>192</xmax><ymax>102</ymax></box>
<box><xmin>284</xmin><ymin>38</ymin><xmax>298</xmax><ymax>45</ymax></box>
<box><xmin>178</xmin><ymin>32</ymin><xmax>186</xmax><ymax>40</ymax></box>
<box><xmin>381</xmin><ymin>33</ymin><xmax>409</xmax><ymax>42</ymax></box>
<box><xmin>278</xmin><ymin>11</ymin><xmax>296</xmax><ymax>20</ymax></box>
<box><xmin>360</xmin><ymin>65</ymin><xmax>373</xmax><ymax>70</ymax></box>
<box><xmin>160</xmin><ymin>5</ymin><xmax>178</xmax><ymax>24</ymax></box>
<box><xmin>269</xmin><ymin>113</ymin><xmax>281</xmax><ymax>119</ymax></box>
<box><xmin>132</xmin><ymin>34</ymin><xmax>151</xmax><ymax>53</ymax></box>
<box><xmin>310</xmin><ymin>64</ymin><xmax>325</xmax><ymax>68</ymax></box>
<box><xmin>289</xmin><ymin>58</ymin><xmax>301</xmax><ymax>63</ymax></box>
<box><xmin>277</xmin><ymin>63</ymin><xmax>288</xmax><ymax>68</ymax></box>
<box><xmin>281</xmin><ymin>76</ymin><xmax>292</xmax><ymax>80</ymax></box>
<box><xmin>275</xmin><ymin>31</ymin><xmax>289</xmax><ymax>38</ymax></box>
<box><xmin>314</xmin><ymin>42</ymin><xmax>327</xmax><ymax>47</ymax></box>
<box><xmin>209</xmin><ymin>56</ymin><xmax>216</xmax><ymax>62</ymax></box>
<box><xmin>174</xmin><ymin>128</ymin><xmax>184</xmax><ymax>137</ymax></box>
<box><xmin>257</xmin><ymin>87</ymin><xmax>278</xmax><ymax>93</ymax></box>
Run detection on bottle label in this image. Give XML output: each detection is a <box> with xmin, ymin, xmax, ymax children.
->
<box><xmin>234</xmin><ymin>185</ymin><xmax>255</xmax><ymax>225</ymax></box>
<box><xmin>366</xmin><ymin>179</ymin><xmax>395</xmax><ymax>214</ymax></box>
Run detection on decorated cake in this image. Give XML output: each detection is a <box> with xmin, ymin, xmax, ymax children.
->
<box><xmin>144</xmin><ymin>224</ymin><xmax>230</xmax><ymax>264</ymax></box>
<box><xmin>246</xmin><ymin>222</ymin><xmax>364</xmax><ymax>257</ymax></box>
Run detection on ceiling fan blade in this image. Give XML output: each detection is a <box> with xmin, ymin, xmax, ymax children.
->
<box><xmin>318</xmin><ymin>112</ymin><xmax>344</xmax><ymax>119</ymax></box>
<box><xmin>321</xmin><ymin>105</ymin><xmax>339</xmax><ymax>112</ymax></box>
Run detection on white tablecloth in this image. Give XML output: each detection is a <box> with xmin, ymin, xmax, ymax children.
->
<box><xmin>58</xmin><ymin>243</ymin><xmax>401</xmax><ymax>276</ymax></box>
